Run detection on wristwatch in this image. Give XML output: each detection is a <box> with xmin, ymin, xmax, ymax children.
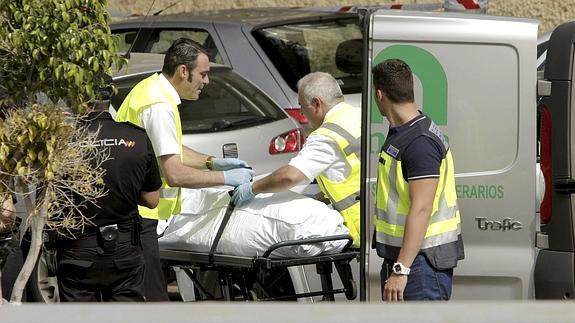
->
<box><xmin>205</xmin><ymin>155</ymin><xmax>214</xmax><ymax>170</ymax></box>
<box><xmin>392</xmin><ymin>262</ymin><xmax>411</xmax><ymax>275</ymax></box>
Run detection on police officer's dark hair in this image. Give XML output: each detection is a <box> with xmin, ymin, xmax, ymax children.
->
<box><xmin>372</xmin><ymin>59</ymin><xmax>414</xmax><ymax>104</ymax></box>
<box><xmin>162</xmin><ymin>38</ymin><xmax>208</xmax><ymax>78</ymax></box>
<box><xmin>94</xmin><ymin>74</ymin><xmax>113</xmax><ymax>101</ymax></box>
<box><xmin>89</xmin><ymin>74</ymin><xmax>112</xmax><ymax>111</ymax></box>
<box><xmin>90</xmin><ymin>99</ymin><xmax>110</xmax><ymax>112</ymax></box>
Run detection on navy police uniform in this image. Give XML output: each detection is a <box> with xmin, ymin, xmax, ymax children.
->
<box><xmin>56</xmin><ymin>111</ymin><xmax>162</xmax><ymax>302</ymax></box>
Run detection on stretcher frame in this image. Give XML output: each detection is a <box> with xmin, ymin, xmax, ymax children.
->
<box><xmin>159</xmin><ymin>195</ymin><xmax>359</xmax><ymax>301</ymax></box>
<box><xmin>159</xmin><ymin>234</ymin><xmax>359</xmax><ymax>301</ymax></box>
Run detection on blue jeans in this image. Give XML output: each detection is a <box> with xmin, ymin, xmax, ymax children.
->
<box><xmin>381</xmin><ymin>254</ymin><xmax>453</xmax><ymax>300</ymax></box>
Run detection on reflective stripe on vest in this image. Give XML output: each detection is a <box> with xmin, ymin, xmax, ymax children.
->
<box><xmin>159</xmin><ymin>186</ymin><xmax>179</xmax><ymax>199</ymax></box>
<box><xmin>331</xmin><ymin>192</ymin><xmax>360</xmax><ymax>212</ymax></box>
<box><xmin>115</xmin><ymin>73</ymin><xmax>183</xmax><ymax>220</ymax></box>
<box><xmin>320</xmin><ymin>123</ymin><xmax>360</xmax><ymax>157</ymax></box>
<box><xmin>375</xmin><ymin>146</ymin><xmax>461</xmax><ymax>250</ymax></box>
<box><xmin>312</xmin><ymin>103</ymin><xmax>361</xmax><ymax>245</ymax></box>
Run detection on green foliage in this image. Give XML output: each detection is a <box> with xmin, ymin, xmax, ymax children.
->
<box><xmin>0</xmin><ymin>0</ymin><xmax>126</xmax><ymax>112</ymax></box>
<box><xmin>0</xmin><ymin>104</ymin><xmax>107</xmax><ymax>233</ymax></box>
<box><xmin>0</xmin><ymin>104</ymin><xmax>72</xmax><ymax>182</ymax></box>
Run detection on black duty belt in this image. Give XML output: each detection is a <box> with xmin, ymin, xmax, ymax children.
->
<box><xmin>57</xmin><ymin>231</ymin><xmax>133</xmax><ymax>249</ymax></box>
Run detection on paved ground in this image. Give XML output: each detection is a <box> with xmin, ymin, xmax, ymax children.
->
<box><xmin>2</xmin><ymin>301</ymin><xmax>575</xmax><ymax>323</ymax></box>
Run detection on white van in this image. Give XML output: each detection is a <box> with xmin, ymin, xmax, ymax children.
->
<box><xmin>362</xmin><ymin>9</ymin><xmax>539</xmax><ymax>300</ymax></box>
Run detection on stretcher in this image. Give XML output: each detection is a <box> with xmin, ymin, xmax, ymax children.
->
<box><xmin>159</xmin><ymin>196</ymin><xmax>359</xmax><ymax>301</ymax></box>
<box><xmin>160</xmin><ymin>235</ymin><xmax>358</xmax><ymax>301</ymax></box>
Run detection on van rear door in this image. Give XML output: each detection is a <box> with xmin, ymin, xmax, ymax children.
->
<box><xmin>363</xmin><ymin>10</ymin><xmax>538</xmax><ymax>300</ymax></box>
<box><xmin>535</xmin><ymin>21</ymin><xmax>575</xmax><ymax>299</ymax></box>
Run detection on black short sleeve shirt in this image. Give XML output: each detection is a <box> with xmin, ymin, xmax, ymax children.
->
<box><xmin>83</xmin><ymin>112</ymin><xmax>162</xmax><ymax>228</ymax></box>
<box><xmin>386</xmin><ymin>115</ymin><xmax>443</xmax><ymax>182</ymax></box>
<box><xmin>402</xmin><ymin>136</ymin><xmax>443</xmax><ymax>181</ymax></box>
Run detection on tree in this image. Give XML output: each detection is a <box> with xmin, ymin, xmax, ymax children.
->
<box><xmin>0</xmin><ymin>0</ymin><xmax>125</xmax><ymax>303</ymax></box>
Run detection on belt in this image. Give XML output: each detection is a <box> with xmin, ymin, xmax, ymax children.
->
<box><xmin>57</xmin><ymin>231</ymin><xmax>133</xmax><ymax>249</ymax></box>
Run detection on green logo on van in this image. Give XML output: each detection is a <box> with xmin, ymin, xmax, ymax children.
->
<box><xmin>372</xmin><ymin>44</ymin><xmax>448</xmax><ymax>124</ymax></box>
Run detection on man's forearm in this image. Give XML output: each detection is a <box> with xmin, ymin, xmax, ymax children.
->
<box><xmin>167</xmin><ymin>166</ymin><xmax>225</xmax><ymax>188</ymax></box>
<box><xmin>396</xmin><ymin>208</ymin><xmax>430</xmax><ymax>267</ymax></box>
<box><xmin>252</xmin><ymin>165</ymin><xmax>306</xmax><ymax>194</ymax></box>
<box><xmin>182</xmin><ymin>145</ymin><xmax>211</xmax><ymax>169</ymax></box>
<box><xmin>396</xmin><ymin>178</ymin><xmax>438</xmax><ymax>267</ymax></box>
<box><xmin>161</xmin><ymin>154</ymin><xmax>225</xmax><ymax>188</ymax></box>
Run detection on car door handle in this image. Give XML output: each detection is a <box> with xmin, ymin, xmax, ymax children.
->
<box><xmin>222</xmin><ymin>143</ymin><xmax>238</xmax><ymax>158</ymax></box>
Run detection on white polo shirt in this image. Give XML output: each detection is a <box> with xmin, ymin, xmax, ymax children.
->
<box><xmin>288</xmin><ymin>102</ymin><xmax>350</xmax><ymax>183</ymax></box>
<box><xmin>138</xmin><ymin>74</ymin><xmax>182</xmax><ymax>158</ymax></box>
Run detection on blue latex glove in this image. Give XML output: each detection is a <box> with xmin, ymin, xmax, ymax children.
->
<box><xmin>223</xmin><ymin>168</ymin><xmax>254</xmax><ymax>187</ymax></box>
<box><xmin>231</xmin><ymin>182</ymin><xmax>255</xmax><ymax>206</ymax></box>
<box><xmin>212</xmin><ymin>158</ymin><xmax>249</xmax><ymax>171</ymax></box>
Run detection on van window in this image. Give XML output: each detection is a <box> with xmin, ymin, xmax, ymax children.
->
<box><xmin>148</xmin><ymin>29</ymin><xmax>224</xmax><ymax>64</ymax></box>
<box><xmin>112</xmin><ymin>70</ymin><xmax>286</xmax><ymax>134</ymax></box>
<box><xmin>253</xmin><ymin>18</ymin><xmax>362</xmax><ymax>94</ymax></box>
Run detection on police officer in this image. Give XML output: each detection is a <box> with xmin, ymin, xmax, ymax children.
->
<box><xmin>232</xmin><ymin>72</ymin><xmax>361</xmax><ymax>246</ymax></box>
<box><xmin>56</xmin><ymin>80</ymin><xmax>162</xmax><ymax>302</ymax></box>
<box><xmin>372</xmin><ymin>59</ymin><xmax>464</xmax><ymax>301</ymax></box>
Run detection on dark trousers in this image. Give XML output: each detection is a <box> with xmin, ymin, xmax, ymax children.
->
<box><xmin>381</xmin><ymin>254</ymin><xmax>453</xmax><ymax>301</ymax></box>
<box><xmin>57</xmin><ymin>236</ymin><xmax>145</xmax><ymax>302</ymax></box>
<box><xmin>141</xmin><ymin>218</ymin><xmax>169</xmax><ymax>301</ymax></box>
<box><xmin>1</xmin><ymin>246</ymin><xmax>24</xmax><ymax>301</ymax></box>
<box><xmin>1</xmin><ymin>226</ymin><xmax>25</xmax><ymax>302</ymax></box>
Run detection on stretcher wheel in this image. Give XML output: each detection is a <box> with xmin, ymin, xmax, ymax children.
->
<box><xmin>344</xmin><ymin>279</ymin><xmax>357</xmax><ymax>300</ymax></box>
<box><xmin>248</xmin><ymin>290</ymin><xmax>259</xmax><ymax>301</ymax></box>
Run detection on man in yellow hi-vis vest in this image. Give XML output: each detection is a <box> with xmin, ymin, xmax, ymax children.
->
<box><xmin>115</xmin><ymin>38</ymin><xmax>254</xmax><ymax>301</ymax></box>
<box><xmin>231</xmin><ymin>72</ymin><xmax>361</xmax><ymax>246</ymax></box>
<box><xmin>372</xmin><ymin>59</ymin><xmax>464</xmax><ymax>302</ymax></box>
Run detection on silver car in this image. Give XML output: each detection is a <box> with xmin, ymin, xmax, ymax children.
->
<box><xmin>111</xmin><ymin>53</ymin><xmax>303</xmax><ymax>175</ymax></box>
<box><xmin>111</xmin><ymin>8</ymin><xmax>364</xmax><ymax>126</ymax></box>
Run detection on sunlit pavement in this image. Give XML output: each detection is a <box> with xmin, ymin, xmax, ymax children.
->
<box><xmin>2</xmin><ymin>301</ymin><xmax>575</xmax><ymax>323</ymax></box>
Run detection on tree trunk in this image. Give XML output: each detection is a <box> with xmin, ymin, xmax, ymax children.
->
<box><xmin>10</xmin><ymin>190</ymin><xmax>47</xmax><ymax>303</ymax></box>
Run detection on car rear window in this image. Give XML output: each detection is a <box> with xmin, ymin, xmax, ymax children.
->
<box><xmin>112</xmin><ymin>28</ymin><xmax>224</xmax><ymax>64</ymax></box>
<box><xmin>112</xmin><ymin>69</ymin><xmax>286</xmax><ymax>134</ymax></box>
<box><xmin>253</xmin><ymin>18</ymin><xmax>362</xmax><ymax>94</ymax></box>
<box><xmin>113</xmin><ymin>28</ymin><xmax>140</xmax><ymax>53</ymax></box>
<box><xmin>147</xmin><ymin>29</ymin><xmax>224</xmax><ymax>65</ymax></box>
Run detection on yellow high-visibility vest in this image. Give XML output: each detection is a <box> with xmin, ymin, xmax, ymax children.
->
<box><xmin>115</xmin><ymin>73</ymin><xmax>182</xmax><ymax>220</ymax></box>
<box><xmin>374</xmin><ymin>114</ymin><xmax>464</xmax><ymax>269</ymax></box>
<box><xmin>312</xmin><ymin>103</ymin><xmax>361</xmax><ymax>245</ymax></box>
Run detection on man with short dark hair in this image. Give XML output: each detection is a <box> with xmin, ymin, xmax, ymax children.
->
<box><xmin>372</xmin><ymin>59</ymin><xmax>464</xmax><ymax>301</ymax></box>
<box><xmin>116</xmin><ymin>38</ymin><xmax>253</xmax><ymax>301</ymax></box>
<box><xmin>56</xmin><ymin>82</ymin><xmax>162</xmax><ymax>302</ymax></box>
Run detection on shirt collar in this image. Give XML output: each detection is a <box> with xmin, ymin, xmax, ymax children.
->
<box><xmin>158</xmin><ymin>73</ymin><xmax>182</xmax><ymax>106</ymax></box>
<box><xmin>389</xmin><ymin>111</ymin><xmax>425</xmax><ymax>133</ymax></box>
<box><xmin>324</xmin><ymin>102</ymin><xmax>346</xmax><ymax>119</ymax></box>
<box><xmin>86</xmin><ymin>111</ymin><xmax>113</xmax><ymax>120</ymax></box>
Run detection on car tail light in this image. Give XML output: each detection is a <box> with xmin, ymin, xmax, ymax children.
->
<box><xmin>540</xmin><ymin>104</ymin><xmax>552</xmax><ymax>224</ymax></box>
<box><xmin>284</xmin><ymin>108</ymin><xmax>308</xmax><ymax>125</ymax></box>
<box><xmin>269</xmin><ymin>129</ymin><xmax>305</xmax><ymax>154</ymax></box>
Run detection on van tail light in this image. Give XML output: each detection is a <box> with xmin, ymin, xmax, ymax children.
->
<box><xmin>284</xmin><ymin>108</ymin><xmax>308</xmax><ymax>125</ymax></box>
<box><xmin>540</xmin><ymin>104</ymin><xmax>552</xmax><ymax>224</ymax></box>
<box><xmin>269</xmin><ymin>129</ymin><xmax>305</xmax><ymax>154</ymax></box>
